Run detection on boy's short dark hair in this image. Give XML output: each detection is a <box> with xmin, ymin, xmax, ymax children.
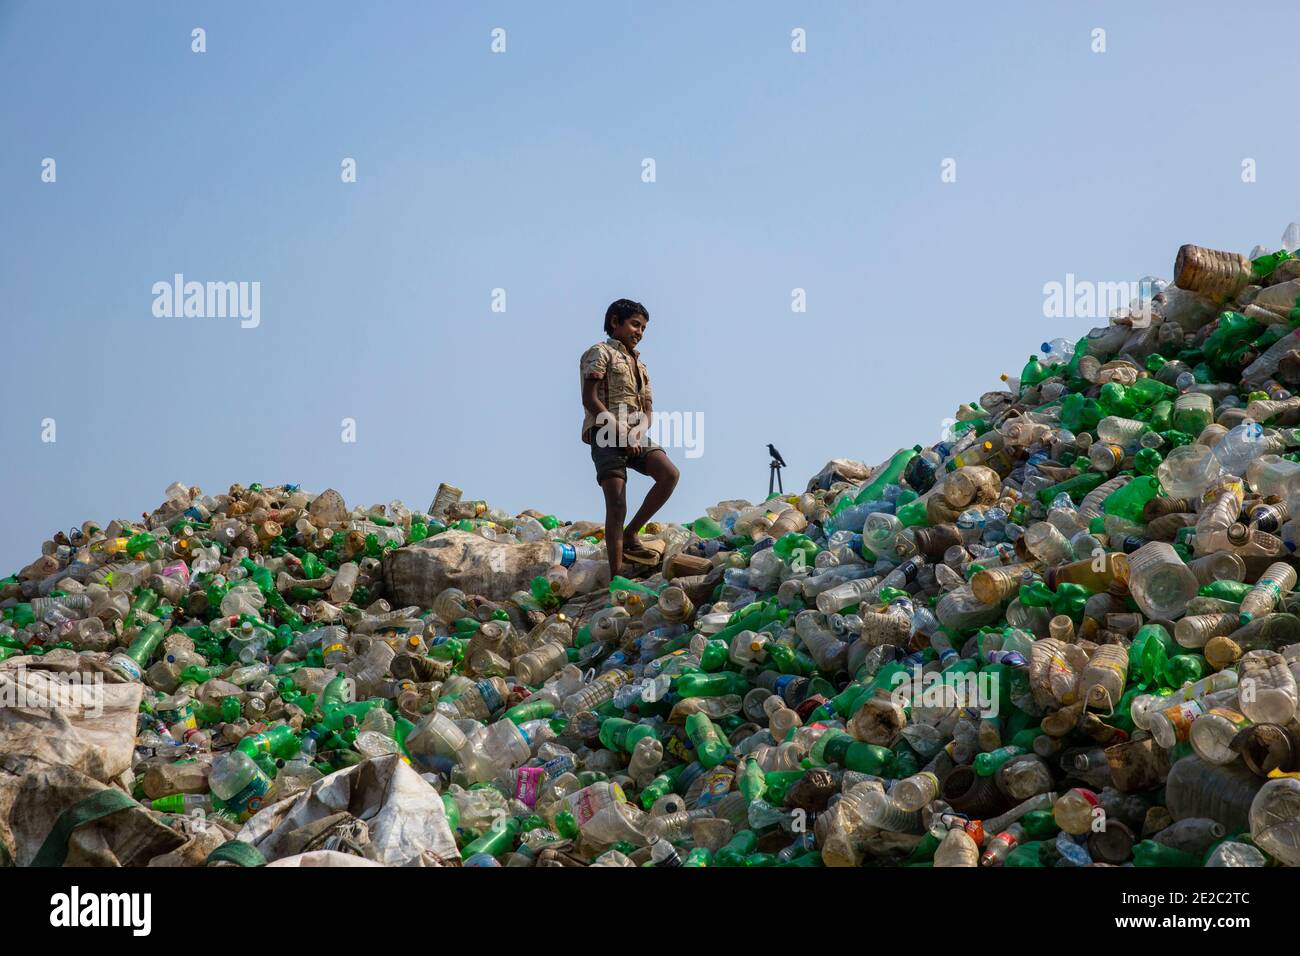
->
<box><xmin>604</xmin><ymin>298</ymin><xmax>649</xmax><ymax>336</ymax></box>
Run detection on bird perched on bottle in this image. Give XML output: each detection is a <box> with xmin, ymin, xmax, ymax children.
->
<box><xmin>767</xmin><ymin>444</ymin><xmax>787</xmax><ymax>468</ymax></box>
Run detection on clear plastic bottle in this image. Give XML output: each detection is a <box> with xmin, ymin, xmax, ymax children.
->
<box><xmin>1186</xmin><ymin>552</ymin><xmax>1246</xmax><ymax>586</ymax></box>
<box><xmin>1249</xmin><ymin>777</ymin><xmax>1300</xmax><ymax>865</ymax></box>
<box><xmin>1189</xmin><ymin>705</ymin><xmax>1253</xmax><ymax>765</ymax></box>
<box><xmin>1239</xmin><ymin>563</ymin><xmax>1297</xmax><ymax>624</ymax></box>
<box><xmin>1131</xmin><ymin>670</ymin><xmax>1238</xmax><ymax>729</ymax></box>
<box><xmin>793</xmin><ymin>611</ymin><xmax>848</xmax><ymax>671</ymax></box>
<box><xmin>816</xmin><ymin>576</ymin><xmax>883</xmax><ymax>615</ymax></box>
<box><xmin>1053</xmin><ymin>787</ymin><xmax>1100</xmax><ymax>835</ymax></box>
<box><xmin>1125</xmin><ymin>541</ymin><xmax>1198</xmax><ymax>620</ymax></box>
<box><xmin>1214</xmin><ymin>421</ymin><xmax>1284</xmax><ymax>477</ymax></box>
<box><xmin>857</xmin><ymin>789</ymin><xmax>922</xmax><ymax>833</ymax></box>
<box><xmin>933</xmin><ymin>826</ymin><xmax>980</xmax><ymax>867</ymax></box>
<box><xmin>1195</xmin><ymin>480</ymin><xmax>1245</xmax><ymax>555</ymax></box>
<box><xmin>327</xmin><ymin>562</ymin><xmax>359</xmax><ymax>603</ymax></box>
<box><xmin>1153</xmin><ymin>817</ymin><xmax>1227</xmax><ymax>858</ymax></box>
<box><xmin>1157</xmin><ymin>444</ymin><xmax>1224</xmax><ymax>499</ymax></box>
<box><xmin>1097</xmin><ymin>416</ymin><xmax>1149</xmax><ymax>451</ymax></box>
<box><xmin>514</xmin><ymin>641</ymin><xmax>568</xmax><ymax>686</ymax></box>
<box><xmin>1023</xmin><ymin>521</ymin><xmax>1074</xmax><ymax>564</ymax></box>
<box><xmin>1237</xmin><ymin>650</ymin><xmax>1299</xmax><ymax>724</ymax></box>
<box><xmin>431</xmin><ymin>587</ymin><xmax>470</xmax><ymax>624</ymax></box>
<box><xmin>440</xmin><ymin>676</ymin><xmax>509</xmax><ymax>721</ymax></box>
<box><xmin>1205</xmin><ymin>841</ymin><xmax>1267</xmax><ymax>867</ymax></box>
<box><xmin>1148</xmin><ymin>688</ymin><xmax>1240</xmax><ymax>749</ymax></box>
<box><xmin>863</xmin><ymin>512</ymin><xmax>904</xmax><ymax>557</ymax></box>
<box><xmin>1246</xmin><ymin>454</ymin><xmax>1300</xmax><ymax>498</ymax></box>
<box><xmin>996</xmin><ymin>755</ymin><xmax>1055</xmax><ymax>800</ymax></box>
<box><xmin>561</xmin><ymin>669</ymin><xmax>632</xmax><ymax>716</ymax></box>
<box><xmin>1174</xmin><ymin>612</ymin><xmax>1239</xmax><ymax>649</ymax></box>
<box><xmin>763</xmin><ymin>695</ymin><xmax>802</xmax><ymax>741</ymax></box>
<box><xmin>1164</xmin><ymin>756</ymin><xmax>1262</xmax><ymax>833</ymax></box>
<box><xmin>890</xmin><ymin>771</ymin><xmax>941</xmax><ymax>812</ymax></box>
<box><xmin>209</xmin><ymin>750</ymin><xmax>272</xmax><ymax>821</ymax></box>
<box><xmin>980</xmin><ymin>822</ymin><xmax>1025</xmax><ymax>866</ymax></box>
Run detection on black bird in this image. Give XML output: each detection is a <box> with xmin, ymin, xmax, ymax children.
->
<box><xmin>767</xmin><ymin>444</ymin><xmax>787</xmax><ymax>468</ymax></box>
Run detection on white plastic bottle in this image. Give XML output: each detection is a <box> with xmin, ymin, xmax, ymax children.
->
<box><xmin>1249</xmin><ymin>776</ymin><xmax>1300</xmax><ymax>866</ymax></box>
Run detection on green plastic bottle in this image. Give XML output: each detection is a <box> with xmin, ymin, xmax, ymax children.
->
<box><xmin>1163</xmin><ymin>654</ymin><xmax>1207</xmax><ymax>687</ymax></box>
<box><xmin>236</xmin><ymin>724</ymin><xmax>300</xmax><ymax>760</ymax></box>
<box><xmin>675</xmin><ymin>671</ymin><xmax>749</xmax><ymax>698</ymax></box>
<box><xmin>1059</xmin><ymin>393</ymin><xmax>1103</xmax><ymax>433</ymax></box>
<box><xmin>682</xmin><ymin>847</ymin><xmax>713</xmax><ymax>867</ymax></box>
<box><xmin>814</xmin><ymin>730</ymin><xmax>894</xmax><ymax>774</ymax></box>
<box><xmin>854</xmin><ymin>447</ymin><xmax>921</xmax><ymax>504</ymax></box>
<box><xmin>1098</xmin><ymin>381</ymin><xmax>1139</xmax><ymax>419</ymax></box>
<box><xmin>895</xmin><ymin>498</ymin><xmax>931</xmax><ymax>528</ymax></box>
<box><xmin>973</xmin><ymin>745</ymin><xmax>1026</xmax><ymax>776</ymax></box>
<box><xmin>640</xmin><ymin>765</ymin><xmax>686</xmax><ymax>810</ymax></box>
<box><xmin>122</xmin><ymin>588</ymin><xmax>160</xmax><ymax>630</ymax></box>
<box><xmin>691</xmin><ymin>516</ymin><xmax>724</xmax><ymax>539</ymax></box>
<box><xmin>1005</xmin><ymin>841</ymin><xmax>1046</xmax><ymax>867</ymax></box>
<box><xmin>766</xmin><ymin>643</ymin><xmax>813</xmax><ymax>675</ymax></box>
<box><xmin>761</xmin><ymin>771</ymin><xmax>807</xmax><ymax>806</ymax></box>
<box><xmin>461</xmin><ymin>817</ymin><xmax>522</xmax><ymax>858</ymax></box>
<box><xmin>738</xmin><ymin>757</ymin><xmax>767</xmax><ymax>802</ymax></box>
<box><xmin>1252</xmin><ymin>248</ymin><xmax>1294</xmax><ymax>279</ymax></box>
<box><xmin>1021</xmin><ymin>810</ymin><xmax>1060</xmax><ymax>839</ymax></box>
<box><xmin>108</xmin><ymin>618</ymin><xmax>170</xmax><ymax>681</ymax></box>
<box><xmin>685</xmin><ymin>713</ymin><xmax>729</xmax><ymax>768</ymax></box>
<box><xmin>1019</xmin><ymin>355</ymin><xmax>1050</xmax><ymax>391</ymax></box>
<box><xmin>699</xmin><ymin>639</ymin><xmax>731</xmax><ymax>672</ymax></box>
<box><xmin>1132</xmin><ymin>840</ymin><xmax>1198</xmax><ymax>867</ymax></box>
<box><xmin>1102</xmin><ymin>475</ymin><xmax>1161</xmax><ymax>522</ymax></box>
<box><xmin>599</xmin><ymin>718</ymin><xmax>659</xmax><ymax>754</ymax></box>
<box><xmin>1129</xmin><ymin>623</ymin><xmax>1174</xmax><ymax>685</ymax></box>
<box><xmin>505</xmin><ymin>699</ymin><xmax>555</xmax><ymax>725</ymax></box>
<box><xmin>1133</xmin><ymin>447</ymin><xmax>1164</xmax><ymax>476</ymax></box>
<box><xmin>1199</xmin><ymin>579</ymin><xmax>1250</xmax><ymax>603</ymax></box>
<box><xmin>715</xmin><ymin>830</ymin><xmax>758</xmax><ymax>867</ymax></box>
<box><xmin>1036</xmin><ymin>471</ymin><xmax>1106</xmax><ymax>507</ymax></box>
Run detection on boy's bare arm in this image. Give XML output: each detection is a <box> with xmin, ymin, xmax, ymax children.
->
<box><xmin>582</xmin><ymin>377</ymin><xmax>611</xmax><ymax>421</ymax></box>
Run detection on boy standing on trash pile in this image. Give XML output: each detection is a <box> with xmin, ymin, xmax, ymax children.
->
<box><xmin>580</xmin><ymin>298</ymin><xmax>679</xmax><ymax>579</ymax></box>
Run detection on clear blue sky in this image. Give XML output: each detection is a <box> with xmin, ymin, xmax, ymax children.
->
<box><xmin>2</xmin><ymin>1</ymin><xmax>1297</xmax><ymax>572</ymax></box>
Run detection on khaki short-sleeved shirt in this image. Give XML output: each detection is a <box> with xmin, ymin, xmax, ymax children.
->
<box><xmin>580</xmin><ymin>337</ymin><xmax>653</xmax><ymax>444</ymax></box>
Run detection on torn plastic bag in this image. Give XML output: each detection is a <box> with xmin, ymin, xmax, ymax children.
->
<box><xmin>234</xmin><ymin>753</ymin><xmax>460</xmax><ymax>866</ymax></box>
<box><xmin>267</xmin><ymin>849</ymin><xmax>385</xmax><ymax>867</ymax></box>
<box><xmin>0</xmin><ymin>755</ymin><xmax>184</xmax><ymax>866</ymax></box>
<box><xmin>0</xmin><ymin>651</ymin><xmax>141</xmax><ymax>782</ymax></box>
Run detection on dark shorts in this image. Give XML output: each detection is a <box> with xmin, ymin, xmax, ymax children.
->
<box><xmin>591</xmin><ymin>438</ymin><xmax>663</xmax><ymax>485</ymax></box>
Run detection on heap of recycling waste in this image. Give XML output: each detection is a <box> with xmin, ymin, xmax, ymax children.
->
<box><xmin>10</xmin><ymin>237</ymin><xmax>1300</xmax><ymax>867</ymax></box>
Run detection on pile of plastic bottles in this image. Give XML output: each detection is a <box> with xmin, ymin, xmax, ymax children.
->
<box><xmin>12</xmin><ymin>234</ymin><xmax>1300</xmax><ymax>867</ymax></box>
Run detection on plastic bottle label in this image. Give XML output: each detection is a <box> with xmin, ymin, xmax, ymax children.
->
<box><xmin>540</xmin><ymin>754</ymin><xmax>575</xmax><ymax>779</ymax></box>
<box><xmin>1165</xmin><ymin>699</ymin><xmax>1208</xmax><ymax>742</ymax></box>
<box><xmin>107</xmin><ymin>653</ymin><xmax>142</xmax><ymax>682</ymax></box>
<box><xmin>567</xmin><ymin>783</ymin><xmax>626</xmax><ymax>826</ymax></box>
<box><xmin>1205</xmin><ymin>707</ymin><xmax>1250</xmax><ymax>730</ymax></box>
<box><xmin>514</xmin><ymin>767</ymin><xmax>544</xmax><ymax>807</ymax></box>
<box><xmin>696</xmin><ymin>767</ymin><xmax>735</xmax><ymax>806</ymax></box>
<box><xmin>476</xmin><ymin>680</ymin><xmax>503</xmax><ymax>715</ymax></box>
<box><xmin>225</xmin><ymin>772</ymin><xmax>271</xmax><ymax>821</ymax></box>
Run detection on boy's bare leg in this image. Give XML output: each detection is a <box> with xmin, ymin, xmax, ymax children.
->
<box><xmin>623</xmin><ymin>450</ymin><xmax>680</xmax><ymax>552</ymax></box>
<box><xmin>601</xmin><ymin>476</ymin><xmax>627</xmax><ymax>579</ymax></box>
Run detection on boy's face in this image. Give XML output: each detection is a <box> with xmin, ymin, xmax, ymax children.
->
<box><xmin>611</xmin><ymin>314</ymin><xmax>647</xmax><ymax>350</ymax></box>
